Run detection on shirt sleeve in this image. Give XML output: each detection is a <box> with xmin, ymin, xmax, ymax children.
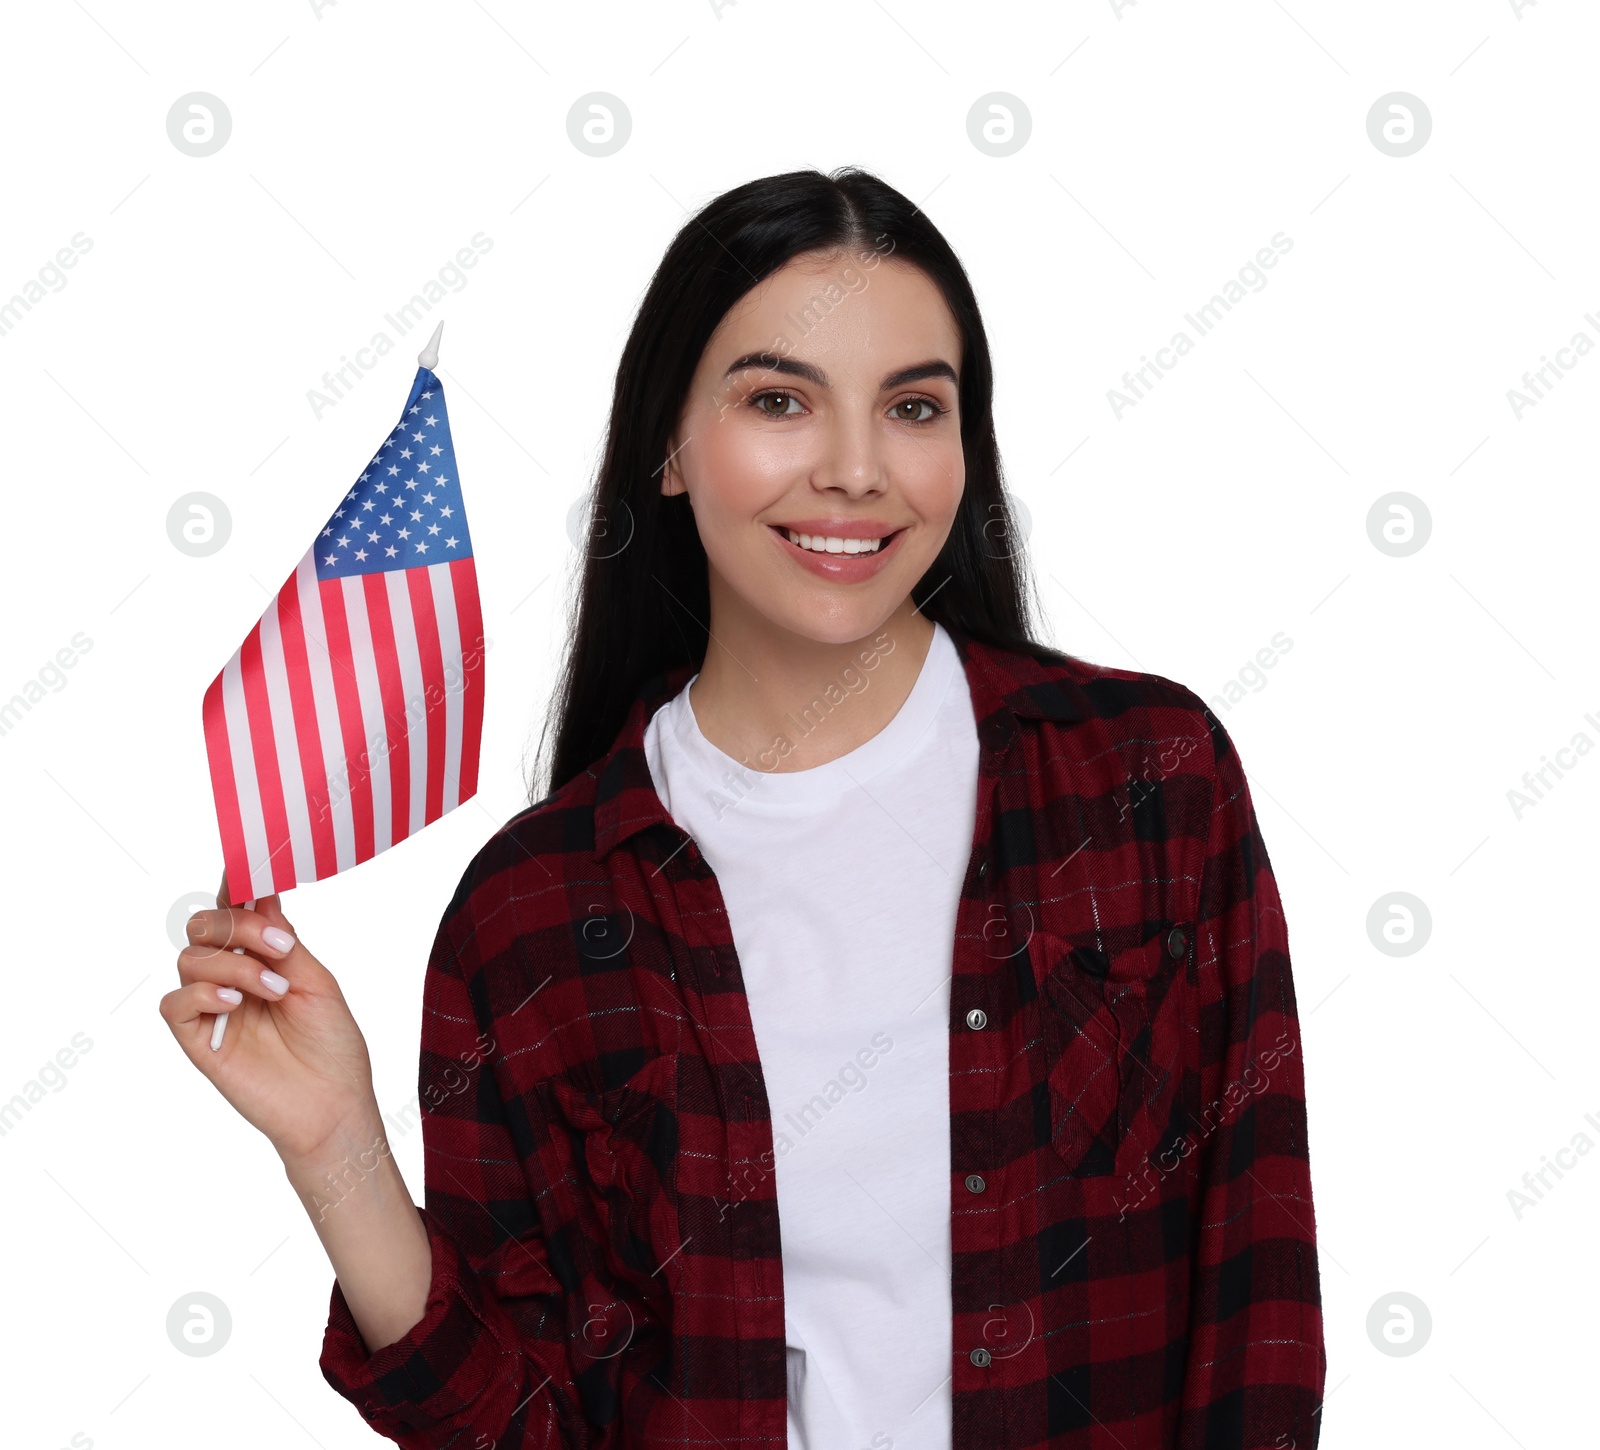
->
<box><xmin>1177</xmin><ymin>708</ymin><xmax>1327</xmax><ymax>1448</ymax></box>
<box><xmin>317</xmin><ymin>891</ymin><xmax>580</xmax><ymax>1449</ymax></box>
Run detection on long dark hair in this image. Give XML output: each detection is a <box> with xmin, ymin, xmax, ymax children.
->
<box><xmin>533</xmin><ymin>166</ymin><xmax>1053</xmax><ymax>800</ymax></box>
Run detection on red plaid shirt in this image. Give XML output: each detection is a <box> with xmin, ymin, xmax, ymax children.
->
<box><xmin>320</xmin><ymin>623</ymin><xmax>1326</xmax><ymax>1448</ymax></box>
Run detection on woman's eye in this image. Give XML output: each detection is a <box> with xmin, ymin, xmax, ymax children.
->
<box><xmin>891</xmin><ymin>397</ymin><xmax>943</xmax><ymax>423</ymax></box>
<box><xmin>752</xmin><ymin>390</ymin><xmax>803</xmax><ymax>417</ymax></box>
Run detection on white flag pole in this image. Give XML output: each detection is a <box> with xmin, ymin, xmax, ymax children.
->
<box><xmin>418</xmin><ymin>318</ymin><xmax>443</xmax><ymax>369</ymax></box>
<box><xmin>209</xmin><ymin>896</ymin><xmax>256</xmax><ymax>1051</ymax></box>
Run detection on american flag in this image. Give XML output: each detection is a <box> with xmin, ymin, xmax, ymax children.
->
<box><xmin>203</xmin><ymin>347</ymin><xmax>484</xmax><ymax>905</ymax></box>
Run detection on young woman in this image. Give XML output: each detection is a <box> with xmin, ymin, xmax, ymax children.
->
<box><xmin>164</xmin><ymin>168</ymin><xmax>1326</xmax><ymax>1449</ymax></box>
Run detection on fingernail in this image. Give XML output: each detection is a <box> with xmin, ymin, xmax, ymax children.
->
<box><xmin>217</xmin><ymin>986</ymin><xmax>243</xmax><ymax>1005</ymax></box>
<box><xmin>260</xmin><ymin>968</ymin><xmax>290</xmax><ymax>996</ymax></box>
<box><xmin>186</xmin><ymin>915</ymin><xmax>205</xmax><ymax>939</ymax></box>
<box><xmin>261</xmin><ymin>926</ymin><xmax>296</xmax><ymax>955</ymax></box>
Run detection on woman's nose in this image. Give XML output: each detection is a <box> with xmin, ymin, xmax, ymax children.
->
<box><xmin>811</xmin><ymin>406</ymin><xmax>888</xmax><ymax>495</ymax></box>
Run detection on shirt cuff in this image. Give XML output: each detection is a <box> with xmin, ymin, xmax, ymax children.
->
<box><xmin>319</xmin><ymin>1204</ymin><xmax>522</xmax><ymax>1444</ymax></box>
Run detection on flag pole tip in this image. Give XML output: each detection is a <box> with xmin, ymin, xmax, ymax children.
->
<box><xmin>418</xmin><ymin>319</ymin><xmax>444</xmax><ymax>370</ymax></box>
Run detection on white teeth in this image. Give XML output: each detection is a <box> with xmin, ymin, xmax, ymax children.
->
<box><xmin>784</xmin><ymin>529</ymin><xmax>887</xmax><ymax>555</ymax></box>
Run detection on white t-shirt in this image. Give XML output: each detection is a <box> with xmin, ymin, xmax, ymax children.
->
<box><xmin>643</xmin><ymin>621</ymin><xmax>978</xmax><ymax>1450</ymax></box>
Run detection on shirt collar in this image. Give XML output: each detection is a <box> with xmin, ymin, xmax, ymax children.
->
<box><xmin>588</xmin><ymin>621</ymin><xmax>1086</xmax><ymax>861</ymax></box>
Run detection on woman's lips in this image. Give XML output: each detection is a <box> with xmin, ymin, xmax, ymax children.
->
<box><xmin>768</xmin><ymin>524</ymin><xmax>906</xmax><ymax>581</ymax></box>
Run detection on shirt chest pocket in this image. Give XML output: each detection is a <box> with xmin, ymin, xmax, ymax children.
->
<box><xmin>539</xmin><ymin>1055</ymin><xmax>679</xmax><ymax>1356</ymax></box>
<box><xmin>543</xmin><ymin>1053</ymin><xmax>679</xmax><ymax>1200</ymax></box>
<box><xmin>1026</xmin><ymin>923</ymin><xmax>1191</xmax><ymax>1179</ymax></box>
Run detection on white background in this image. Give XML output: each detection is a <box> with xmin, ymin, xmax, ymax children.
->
<box><xmin>1</xmin><ymin>1</ymin><xmax>1595</xmax><ymax>1446</ymax></box>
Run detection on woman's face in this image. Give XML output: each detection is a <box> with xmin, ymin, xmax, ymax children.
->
<box><xmin>663</xmin><ymin>248</ymin><xmax>965</xmax><ymax>648</ymax></box>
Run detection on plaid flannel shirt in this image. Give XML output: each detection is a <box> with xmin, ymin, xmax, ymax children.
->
<box><xmin>319</xmin><ymin>622</ymin><xmax>1326</xmax><ymax>1448</ymax></box>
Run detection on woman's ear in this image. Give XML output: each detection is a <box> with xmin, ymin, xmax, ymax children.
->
<box><xmin>660</xmin><ymin>437</ymin><xmax>688</xmax><ymax>499</ymax></box>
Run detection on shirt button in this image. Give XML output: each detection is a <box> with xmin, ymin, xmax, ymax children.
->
<box><xmin>1072</xmin><ymin>946</ymin><xmax>1110</xmax><ymax>978</ymax></box>
<box><xmin>966</xmin><ymin>1008</ymin><xmax>987</xmax><ymax>1030</ymax></box>
<box><xmin>965</xmin><ymin>1174</ymin><xmax>986</xmax><ymax>1194</ymax></box>
<box><xmin>975</xmin><ymin>855</ymin><xmax>989</xmax><ymax>881</ymax></box>
<box><xmin>970</xmin><ymin>1347</ymin><xmax>992</xmax><ymax>1367</ymax></box>
<box><xmin>1166</xmin><ymin>926</ymin><xmax>1188</xmax><ymax>958</ymax></box>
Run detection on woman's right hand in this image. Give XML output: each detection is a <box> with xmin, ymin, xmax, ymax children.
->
<box><xmin>160</xmin><ymin>874</ymin><xmax>381</xmax><ymax>1166</ymax></box>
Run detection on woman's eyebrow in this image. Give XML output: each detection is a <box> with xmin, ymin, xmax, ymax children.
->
<box><xmin>722</xmin><ymin>353</ymin><xmax>958</xmax><ymax>391</ymax></box>
<box><xmin>724</xmin><ymin>353</ymin><xmax>828</xmax><ymax>387</ymax></box>
<box><xmin>883</xmin><ymin>360</ymin><xmax>958</xmax><ymax>390</ymax></box>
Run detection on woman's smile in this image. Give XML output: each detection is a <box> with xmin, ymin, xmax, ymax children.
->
<box><xmin>767</xmin><ymin>521</ymin><xmax>909</xmax><ymax>580</ymax></box>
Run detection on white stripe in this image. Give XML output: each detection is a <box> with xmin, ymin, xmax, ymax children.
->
<box><xmin>385</xmin><ymin>568</ymin><xmax>429</xmax><ymax>837</ymax></box>
<box><xmin>258</xmin><ymin>588</ymin><xmax>316</xmax><ymax>885</ymax></box>
<box><xmin>295</xmin><ymin>554</ymin><xmax>357</xmax><ymax>873</ymax></box>
<box><xmin>429</xmin><ymin>562</ymin><xmax>465</xmax><ymax>811</ymax></box>
<box><xmin>341</xmin><ymin>573</ymin><xmax>392</xmax><ymax>857</ymax></box>
<box><xmin>220</xmin><ymin>651</ymin><xmax>274</xmax><ymax>900</ymax></box>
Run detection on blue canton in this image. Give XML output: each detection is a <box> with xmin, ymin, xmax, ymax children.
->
<box><xmin>314</xmin><ymin>367</ymin><xmax>473</xmax><ymax>581</ymax></box>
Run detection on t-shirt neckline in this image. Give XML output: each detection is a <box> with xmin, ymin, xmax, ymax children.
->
<box><xmin>662</xmin><ymin>622</ymin><xmax>959</xmax><ymax>811</ymax></box>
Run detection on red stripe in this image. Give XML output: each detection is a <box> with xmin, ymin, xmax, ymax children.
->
<box><xmin>202</xmin><ymin>670</ymin><xmax>252</xmax><ymax>905</ymax></box>
<box><xmin>275</xmin><ymin>574</ymin><xmax>338</xmax><ymax>881</ymax></box>
<box><xmin>318</xmin><ymin>579</ymin><xmax>375</xmax><ymax>866</ymax></box>
<box><xmin>408</xmin><ymin>567</ymin><xmax>448</xmax><ymax>824</ymax></box>
<box><xmin>238</xmin><ymin>622</ymin><xmax>296</xmax><ymax>894</ymax></box>
<box><xmin>363</xmin><ymin>570</ymin><xmax>410</xmax><ymax>847</ymax></box>
<box><xmin>451</xmin><ymin>555</ymin><xmax>484</xmax><ymax>801</ymax></box>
